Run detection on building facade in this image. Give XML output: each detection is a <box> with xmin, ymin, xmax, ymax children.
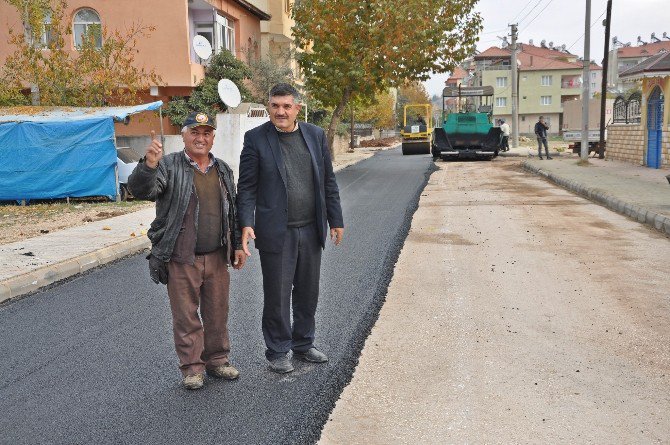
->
<box><xmin>469</xmin><ymin>43</ymin><xmax>602</xmax><ymax>135</ymax></box>
<box><xmin>0</xmin><ymin>0</ymin><xmax>271</xmax><ymax>137</ymax></box>
<box><xmin>606</xmin><ymin>37</ymin><xmax>670</xmax><ymax>93</ymax></box>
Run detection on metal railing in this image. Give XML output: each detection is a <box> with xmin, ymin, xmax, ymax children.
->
<box><xmin>612</xmin><ymin>92</ymin><xmax>641</xmax><ymax>124</ymax></box>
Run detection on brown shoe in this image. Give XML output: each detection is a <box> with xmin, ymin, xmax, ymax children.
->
<box><xmin>206</xmin><ymin>362</ymin><xmax>240</xmax><ymax>380</ymax></box>
<box><xmin>183</xmin><ymin>373</ymin><xmax>204</xmax><ymax>390</ymax></box>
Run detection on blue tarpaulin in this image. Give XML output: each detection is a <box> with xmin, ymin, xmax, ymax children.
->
<box><xmin>0</xmin><ymin>101</ymin><xmax>162</xmax><ymax>201</ymax></box>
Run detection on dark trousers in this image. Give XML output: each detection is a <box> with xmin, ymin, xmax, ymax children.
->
<box><xmin>537</xmin><ymin>137</ymin><xmax>549</xmax><ymax>157</ymax></box>
<box><xmin>502</xmin><ymin>135</ymin><xmax>509</xmax><ymax>150</ymax></box>
<box><xmin>166</xmin><ymin>248</ymin><xmax>230</xmax><ymax>376</ymax></box>
<box><xmin>259</xmin><ymin>223</ymin><xmax>322</xmax><ymax>360</ymax></box>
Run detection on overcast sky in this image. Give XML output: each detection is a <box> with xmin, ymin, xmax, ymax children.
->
<box><xmin>423</xmin><ymin>0</ymin><xmax>670</xmax><ymax>97</ymax></box>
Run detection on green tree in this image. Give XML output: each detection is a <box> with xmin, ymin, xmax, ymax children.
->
<box><xmin>243</xmin><ymin>47</ymin><xmax>296</xmax><ymax>104</ymax></box>
<box><xmin>395</xmin><ymin>81</ymin><xmax>430</xmax><ymax>126</ymax></box>
<box><xmin>355</xmin><ymin>89</ymin><xmax>396</xmax><ymax>130</ymax></box>
<box><xmin>0</xmin><ymin>0</ymin><xmax>162</xmax><ymax>106</ymax></box>
<box><xmin>292</xmin><ymin>0</ymin><xmax>481</xmax><ymax>156</ymax></box>
<box><xmin>163</xmin><ymin>50</ymin><xmax>252</xmax><ymax>127</ymax></box>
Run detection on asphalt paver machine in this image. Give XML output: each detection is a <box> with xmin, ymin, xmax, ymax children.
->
<box><xmin>432</xmin><ymin>85</ymin><xmax>502</xmax><ymax>161</ymax></box>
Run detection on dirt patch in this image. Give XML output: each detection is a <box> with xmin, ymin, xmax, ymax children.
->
<box><xmin>0</xmin><ymin>200</ymin><xmax>153</xmax><ymax>245</ymax></box>
<box><xmin>359</xmin><ymin>137</ymin><xmax>400</xmax><ymax>147</ymax></box>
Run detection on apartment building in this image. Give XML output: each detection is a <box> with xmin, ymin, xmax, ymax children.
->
<box><xmin>0</xmin><ymin>0</ymin><xmax>271</xmax><ymax>136</ymax></box>
<box><xmin>248</xmin><ymin>0</ymin><xmax>299</xmax><ymax>79</ymax></box>
<box><xmin>606</xmin><ymin>36</ymin><xmax>670</xmax><ymax>93</ymax></box>
<box><xmin>468</xmin><ymin>43</ymin><xmax>602</xmax><ymax>135</ymax></box>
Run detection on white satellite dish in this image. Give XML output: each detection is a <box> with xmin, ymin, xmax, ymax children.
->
<box><xmin>193</xmin><ymin>35</ymin><xmax>213</xmax><ymax>60</ymax></box>
<box><xmin>217</xmin><ymin>79</ymin><xmax>242</xmax><ymax>108</ymax></box>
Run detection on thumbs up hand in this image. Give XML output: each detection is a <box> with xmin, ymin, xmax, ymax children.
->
<box><xmin>145</xmin><ymin>130</ymin><xmax>163</xmax><ymax>169</ymax></box>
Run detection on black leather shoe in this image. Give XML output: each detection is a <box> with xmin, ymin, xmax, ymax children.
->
<box><xmin>268</xmin><ymin>356</ymin><xmax>294</xmax><ymax>374</ymax></box>
<box><xmin>294</xmin><ymin>347</ymin><xmax>328</xmax><ymax>363</ymax></box>
<box><xmin>539</xmin><ymin>156</ymin><xmax>544</xmax><ymax>160</ymax></box>
<box><xmin>547</xmin><ymin>156</ymin><xmax>553</xmax><ymax>160</ymax></box>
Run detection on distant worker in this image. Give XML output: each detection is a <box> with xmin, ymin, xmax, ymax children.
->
<box><xmin>534</xmin><ymin>116</ymin><xmax>552</xmax><ymax>160</ymax></box>
<box><xmin>500</xmin><ymin>119</ymin><xmax>510</xmax><ymax>152</ymax></box>
<box><xmin>415</xmin><ymin>115</ymin><xmax>426</xmax><ymax>126</ymax></box>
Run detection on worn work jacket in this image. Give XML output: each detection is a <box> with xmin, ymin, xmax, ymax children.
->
<box><xmin>127</xmin><ymin>151</ymin><xmax>242</xmax><ymax>264</ymax></box>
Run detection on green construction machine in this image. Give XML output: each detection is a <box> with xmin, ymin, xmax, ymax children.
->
<box><xmin>431</xmin><ymin>85</ymin><xmax>503</xmax><ymax>161</ymax></box>
<box><xmin>400</xmin><ymin>104</ymin><xmax>433</xmax><ymax>155</ymax></box>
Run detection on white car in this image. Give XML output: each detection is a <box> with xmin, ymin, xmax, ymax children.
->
<box><xmin>116</xmin><ymin>147</ymin><xmax>142</xmax><ymax>201</ymax></box>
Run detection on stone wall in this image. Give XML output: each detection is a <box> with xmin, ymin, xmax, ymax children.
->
<box><xmin>606</xmin><ymin>124</ymin><xmax>645</xmax><ymax>165</ymax></box>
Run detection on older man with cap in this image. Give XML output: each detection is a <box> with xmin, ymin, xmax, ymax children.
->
<box><xmin>128</xmin><ymin>111</ymin><xmax>246</xmax><ymax>390</ymax></box>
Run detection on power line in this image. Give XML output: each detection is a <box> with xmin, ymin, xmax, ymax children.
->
<box><xmin>566</xmin><ymin>9</ymin><xmax>607</xmax><ymax>52</ymax></box>
<box><xmin>520</xmin><ymin>0</ymin><xmax>556</xmax><ymax>32</ymax></box>
<box><xmin>510</xmin><ymin>0</ymin><xmax>536</xmax><ymax>23</ymax></box>
<box><xmin>517</xmin><ymin>0</ymin><xmax>544</xmax><ymax>25</ymax></box>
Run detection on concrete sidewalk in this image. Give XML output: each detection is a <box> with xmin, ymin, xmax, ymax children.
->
<box><xmin>522</xmin><ymin>155</ymin><xmax>670</xmax><ymax>236</ymax></box>
<box><xmin>0</xmin><ymin>146</ymin><xmax>389</xmax><ymax>304</ymax></box>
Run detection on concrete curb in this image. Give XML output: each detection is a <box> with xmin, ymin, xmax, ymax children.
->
<box><xmin>522</xmin><ymin>160</ymin><xmax>670</xmax><ymax>237</ymax></box>
<box><xmin>0</xmin><ymin>236</ymin><xmax>150</xmax><ymax>304</ymax></box>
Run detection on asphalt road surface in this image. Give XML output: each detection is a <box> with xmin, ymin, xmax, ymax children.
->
<box><xmin>0</xmin><ymin>148</ymin><xmax>434</xmax><ymax>445</ymax></box>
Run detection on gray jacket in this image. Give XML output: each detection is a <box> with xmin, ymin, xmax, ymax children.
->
<box><xmin>128</xmin><ymin>151</ymin><xmax>242</xmax><ymax>263</ymax></box>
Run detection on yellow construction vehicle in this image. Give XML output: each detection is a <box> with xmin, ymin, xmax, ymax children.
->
<box><xmin>400</xmin><ymin>104</ymin><xmax>432</xmax><ymax>155</ymax></box>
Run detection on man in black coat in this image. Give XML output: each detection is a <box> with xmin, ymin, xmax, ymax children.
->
<box><xmin>237</xmin><ymin>83</ymin><xmax>344</xmax><ymax>373</ymax></box>
<box><xmin>534</xmin><ymin>116</ymin><xmax>552</xmax><ymax>160</ymax></box>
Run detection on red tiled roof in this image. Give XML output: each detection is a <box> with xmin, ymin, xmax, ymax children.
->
<box><xmin>448</xmin><ymin>66</ymin><xmax>468</xmax><ymax>79</ymax></box>
<box><xmin>617</xmin><ymin>41</ymin><xmax>670</xmax><ymax>58</ymax></box>
<box><xmin>475</xmin><ymin>43</ymin><xmax>602</xmax><ymax>71</ymax></box>
<box><xmin>620</xmin><ymin>51</ymin><xmax>670</xmax><ymax>77</ymax></box>
<box><xmin>475</xmin><ymin>46</ymin><xmax>512</xmax><ymax>58</ymax></box>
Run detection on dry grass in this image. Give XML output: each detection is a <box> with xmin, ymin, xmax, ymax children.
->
<box><xmin>0</xmin><ymin>200</ymin><xmax>153</xmax><ymax>244</ymax></box>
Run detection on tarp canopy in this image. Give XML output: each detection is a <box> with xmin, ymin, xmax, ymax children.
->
<box><xmin>0</xmin><ymin>101</ymin><xmax>162</xmax><ymax>201</ymax></box>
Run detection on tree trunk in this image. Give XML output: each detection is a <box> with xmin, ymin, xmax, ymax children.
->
<box><xmin>326</xmin><ymin>87</ymin><xmax>352</xmax><ymax>161</ymax></box>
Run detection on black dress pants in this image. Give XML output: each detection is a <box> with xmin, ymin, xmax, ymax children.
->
<box><xmin>259</xmin><ymin>223</ymin><xmax>322</xmax><ymax>360</ymax></box>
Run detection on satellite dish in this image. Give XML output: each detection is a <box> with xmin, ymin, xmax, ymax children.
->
<box><xmin>193</xmin><ymin>35</ymin><xmax>213</xmax><ymax>60</ymax></box>
<box><xmin>217</xmin><ymin>79</ymin><xmax>241</xmax><ymax>108</ymax></box>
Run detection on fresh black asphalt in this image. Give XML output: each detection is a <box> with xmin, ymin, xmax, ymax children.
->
<box><xmin>0</xmin><ymin>148</ymin><xmax>435</xmax><ymax>445</ymax></box>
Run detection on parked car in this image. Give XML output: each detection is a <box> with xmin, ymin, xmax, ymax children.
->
<box><xmin>116</xmin><ymin>147</ymin><xmax>142</xmax><ymax>201</ymax></box>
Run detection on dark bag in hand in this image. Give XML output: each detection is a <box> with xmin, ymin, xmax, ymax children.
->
<box><xmin>147</xmin><ymin>253</ymin><xmax>168</xmax><ymax>285</ymax></box>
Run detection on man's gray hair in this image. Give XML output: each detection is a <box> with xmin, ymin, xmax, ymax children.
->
<box><xmin>269</xmin><ymin>83</ymin><xmax>301</xmax><ymax>102</ymax></box>
<box><xmin>182</xmin><ymin>126</ymin><xmax>216</xmax><ymax>135</ymax></box>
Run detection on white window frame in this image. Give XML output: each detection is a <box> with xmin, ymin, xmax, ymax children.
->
<box><xmin>73</xmin><ymin>8</ymin><xmax>102</xmax><ymax>49</ymax></box>
<box><xmin>496</xmin><ymin>77</ymin><xmax>507</xmax><ymax>87</ymax></box>
<box><xmin>215</xmin><ymin>14</ymin><xmax>235</xmax><ymax>54</ymax></box>
<box><xmin>36</xmin><ymin>11</ymin><xmax>55</xmax><ymax>48</ymax></box>
<box><xmin>541</xmin><ymin>95</ymin><xmax>552</xmax><ymax>106</ymax></box>
<box><xmin>495</xmin><ymin>97</ymin><xmax>507</xmax><ymax>107</ymax></box>
<box><xmin>541</xmin><ymin>75</ymin><xmax>553</xmax><ymax>86</ymax></box>
<box><xmin>195</xmin><ymin>22</ymin><xmax>215</xmax><ymax>50</ymax></box>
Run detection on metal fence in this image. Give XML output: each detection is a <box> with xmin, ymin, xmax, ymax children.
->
<box><xmin>612</xmin><ymin>92</ymin><xmax>641</xmax><ymax>124</ymax></box>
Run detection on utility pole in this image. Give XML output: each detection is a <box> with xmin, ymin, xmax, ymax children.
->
<box><xmin>581</xmin><ymin>0</ymin><xmax>591</xmax><ymax>161</ymax></box>
<box><xmin>598</xmin><ymin>0</ymin><xmax>612</xmax><ymax>159</ymax></box>
<box><xmin>510</xmin><ymin>23</ymin><xmax>519</xmax><ymax>148</ymax></box>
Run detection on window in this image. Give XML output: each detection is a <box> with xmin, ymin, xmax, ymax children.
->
<box><xmin>198</xmin><ymin>14</ymin><xmax>235</xmax><ymax>56</ymax></box>
<box><xmin>216</xmin><ymin>14</ymin><xmax>235</xmax><ymax>53</ymax></box>
<box><xmin>541</xmin><ymin>75</ymin><xmax>552</xmax><ymax>86</ymax></box>
<box><xmin>591</xmin><ymin>72</ymin><xmax>596</xmax><ymax>79</ymax></box>
<box><xmin>36</xmin><ymin>11</ymin><xmax>56</xmax><ymax>47</ymax></box>
<box><xmin>285</xmin><ymin>0</ymin><xmax>292</xmax><ymax>14</ymax></box>
<box><xmin>496</xmin><ymin>77</ymin><xmax>507</xmax><ymax>87</ymax></box>
<box><xmin>495</xmin><ymin>97</ymin><xmax>507</xmax><ymax>107</ymax></box>
<box><xmin>195</xmin><ymin>23</ymin><xmax>214</xmax><ymax>49</ymax></box>
<box><xmin>591</xmin><ymin>82</ymin><xmax>597</xmax><ymax>89</ymax></box>
<box><xmin>541</xmin><ymin>95</ymin><xmax>552</xmax><ymax>105</ymax></box>
<box><xmin>73</xmin><ymin>8</ymin><xmax>101</xmax><ymax>48</ymax></box>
